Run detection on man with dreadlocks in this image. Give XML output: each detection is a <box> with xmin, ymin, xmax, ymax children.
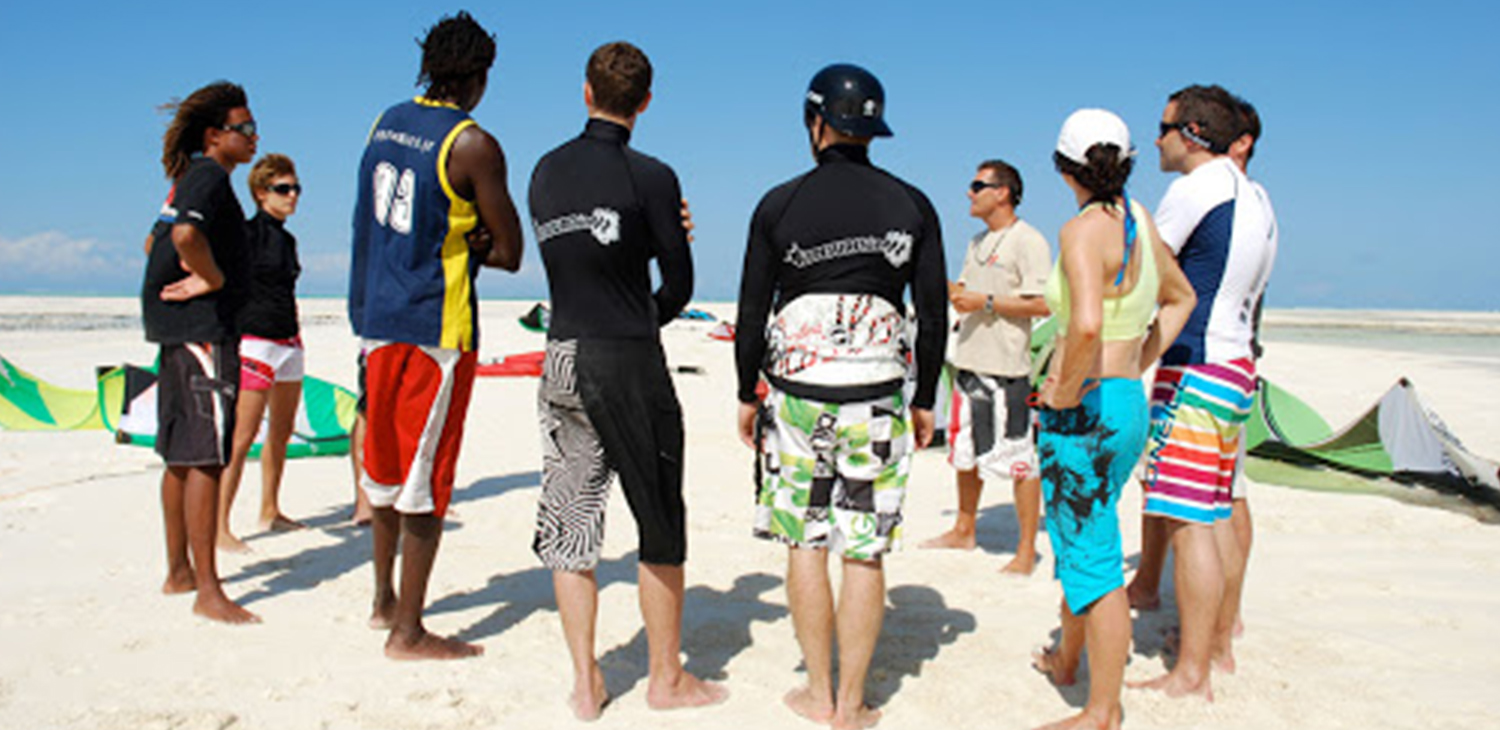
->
<box><xmin>142</xmin><ymin>81</ymin><xmax>260</xmax><ymax>624</ymax></box>
<box><xmin>349</xmin><ymin>10</ymin><xmax>523</xmax><ymax>660</ymax></box>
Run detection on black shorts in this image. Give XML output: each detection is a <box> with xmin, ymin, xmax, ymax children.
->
<box><xmin>155</xmin><ymin>342</ymin><xmax>239</xmax><ymax>467</ymax></box>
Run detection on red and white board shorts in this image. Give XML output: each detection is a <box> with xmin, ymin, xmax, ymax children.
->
<box><xmin>360</xmin><ymin>340</ymin><xmax>477</xmax><ymax>517</ymax></box>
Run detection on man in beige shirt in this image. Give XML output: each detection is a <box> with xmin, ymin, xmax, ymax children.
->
<box><xmin>921</xmin><ymin>159</ymin><xmax>1051</xmax><ymax>575</ymax></box>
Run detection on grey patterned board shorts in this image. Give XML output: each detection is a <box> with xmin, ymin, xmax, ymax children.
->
<box><xmin>534</xmin><ymin>338</ymin><xmax>687</xmax><ymax>571</ymax></box>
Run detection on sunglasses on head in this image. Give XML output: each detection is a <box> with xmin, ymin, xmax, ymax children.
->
<box><xmin>268</xmin><ymin>182</ymin><xmax>302</xmax><ymax>195</ymax></box>
<box><xmin>969</xmin><ymin>180</ymin><xmax>1004</xmax><ymax>194</ymax></box>
<box><xmin>223</xmin><ymin>120</ymin><xmax>258</xmax><ymax>138</ymax></box>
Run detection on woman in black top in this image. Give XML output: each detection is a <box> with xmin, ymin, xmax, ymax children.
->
<box><xmin>217</xmin><ymin>153</ymin><xmax>305</xmax><ymax>551</ymax></box>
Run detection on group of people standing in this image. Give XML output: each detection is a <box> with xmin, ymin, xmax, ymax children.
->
<box><xmin>140</xmin><ymin>10</ymin><xmax>1275</xmax><ymax>730</ymax></box>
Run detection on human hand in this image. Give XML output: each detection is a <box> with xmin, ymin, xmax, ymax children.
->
<box><xmin>911</xmin><ymin>408</ymin><xmax>935</xmax><ymax>449</ymax></box>
<box><xmin>160</xmin><ymin>272</ymin><xmax>218</xmax><ymax>301</ymax></box>
<box><xmin>738</xmin><ymin>402</ymin><xmax>758</xmax><ymax>449</ymax></box>
<box><xmin>681</xmin><ymin>199</ymin><xmax>695</xmax><ymax>244</ymax></box>
<box><xmin>466</xmin><ymin>225</ymin><xmax>493</xmax><ymax>254</ymax></box>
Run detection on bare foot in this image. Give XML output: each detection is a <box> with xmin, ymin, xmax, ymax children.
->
<box><xmin>350</xmin><ymin>508</ymin><xmax>374</xmax><ymax>527</ymax></box>
<box><xmin>1128</xmin><ymin>669</ymin><xmax>1213</xmax><ymax>701</ymax></box>
<box><xmin>919</xmin><ymin>529</ymin><xmax>976</xmax><ymax>550</ymax></box>
<box><xmin>1031</xmin><ymin>646</ymin><xmax>1077</xmax><ymax>686</ymax></box>
<box><xmin>162</xmin><ymin>570</ymin><xmax>196</xmax><ymax>595</ymax></box>
<box><xmin>216</xmin><ymin>532</ymin><xmax>252</xmax><ymax>554</ymax></box>
<box><xmin>193</xmin><ymin>593</ymin><xmax>261</xmax><ymax>624</ymax></box>
<box><xmin>260</xmin><ymin>514</ymin><xmax>305</xmax><ymax>532</ymax></box>
<box><xmin>1213</xmin><ymin>646</ymin><xmax>1237</xmax><ymax>675</ymax></box>
<box><xmin>570</xmin><ymin>664</ymin><xmax>609</xmax><ymax>721</ymax></box>
<box><xmin>368</xmin><ymin>594</ymin><xmax>397</xmax><ymax>630</ymax></box>
<box><xmin>1126</xmin><ymin>581</ymin><xmax>1160</xmax><ymax>611</ymax></box>
<box><xmin>782</xmin><ymin>686</ymin><xmax>834</xmax><ymax>724</ymax></box>
<box><xmin>1001</xmin><ymin>552</ymin><xmax>1038</xmax><ymax>576</ymax></box>
<box><xmin>1233</xmin><ymin>617</ymin><xmax>1244</xmax><ymax>637</ymax></box>
<box><xmin>1031</xmin><ymin>705</ymin><xmax>1120</xmax><ymax>730</ymax></box>
<box><xmin>645</xmin><ymin>671</ymin><xmax>728</xmax><ymax>711</ymax></box>
<box><xmin>832</xmin><ymin>703</ymin><xmax>882</xmax><ymax>730</ymax></box>
<box><xmin>384</xmin><ymin>630</ymin><xmax>483</xmax><ymax>660</ymax></box>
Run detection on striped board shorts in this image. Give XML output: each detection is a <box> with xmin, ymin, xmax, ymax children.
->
<box><xmin>1143</xmin><ymin>358</ymin><xmax>1257</xmax><ymax>524</ymax></box>
<box><xmin>360</xmin><ymin>340</ymin><xmax>477</xmax><ymax>518</ymax></box>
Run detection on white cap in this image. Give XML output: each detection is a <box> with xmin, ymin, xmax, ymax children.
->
<box><xmin>1056</xmin><ymin>108</ymin><xmax>1135</xmax><ymax>165</ymax></box>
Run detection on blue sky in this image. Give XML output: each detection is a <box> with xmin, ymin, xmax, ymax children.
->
<box><xmin>1</xmin><ymin>1</ymin><xmax>1496</xmax><ymax>311</ymax></box>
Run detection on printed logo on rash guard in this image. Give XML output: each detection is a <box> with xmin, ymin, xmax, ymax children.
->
<box><xmin>782</xmin><ymin>230</ymin><xmax>913</xmax><ymax>269</ymax></box>
<box><xmin>533</xmin><ymin>207</ymin><xmax>621</xmax><ymax>246</ymax></box>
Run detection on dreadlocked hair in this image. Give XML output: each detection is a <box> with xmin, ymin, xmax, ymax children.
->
<box><xmin>1054</xmin><ymin>144</ymin><xmax>1134</xmax><ymax>207</ymax></box>
<box><xmin>417</xmin><ymin>11</ymin><xmax>496</xmax><ymax>99</ymax></box>
<box><xmin>160</xmin><ymin>81</ymin><xmax>247</xmax><ymax>180</ymax></box>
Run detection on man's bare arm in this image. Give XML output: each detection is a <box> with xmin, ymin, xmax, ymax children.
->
<box><xmin>448</xmin><ymin>125</ymin><xmax>523</xmax><ymax>272</ymax></box>
<box><xmin>160</xmin><ymin>223</ymin><xmax>224</xmax><ymax>301</ymax></box>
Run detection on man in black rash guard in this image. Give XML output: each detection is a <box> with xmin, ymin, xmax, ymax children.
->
<box><xmin>528</xmin><ymin>41</ymin><xmax>724</xmax><ymax>720</ymax></box>
<box><xmin>734</xmin><ymin>63</ymin><xmax>946</xmax><ymax>729</ymax></box>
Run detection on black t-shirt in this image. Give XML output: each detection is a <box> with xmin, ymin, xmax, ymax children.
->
<box><xmin>238</xmin><ymin>211</ymin><xmax>301</xmax><ymax>339</ymax></box>
<box><xmin>528</xmin><ymin>119</ymin><xmax>693</xmax><ymax>341</ymax></box>
<box><xmin>735</xmin><ymin>144</ymin><xmax>947</xmax><ymax>409</ymax></box>
<box><xmin>141</xmin><ymin>156</ymin><xmax>248</xmax><ymax>344</ymax></box>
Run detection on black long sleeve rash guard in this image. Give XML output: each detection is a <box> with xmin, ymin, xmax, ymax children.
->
<box><xmin>529</xmin><ymin>118</ymin><xmax>693</xmax><ymax>341</ymax></box>
<box><xmin>735</xmin><ymin>144</ymin><xmax>946</xmax><ymax>409</ymax></box>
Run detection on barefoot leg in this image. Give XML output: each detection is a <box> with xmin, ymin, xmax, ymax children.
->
<box><xmin>1128</xmin><ymin>521</ymin><xmax>1218</xmax><ymax>700</ymax></box>
<box><xmin>1126</xmin><ymin>509</ymin><xmax>1167</xmax><ymax>611</ymax></box>
<box><xmin>1002</xmin><ymin>475</ymin><xmax>1042</xmax><ymax>574</ymax></box>
<box><xmin>1032</xmin><ymin>598</ymin><xmax>1083</xmax><ymax>686</ymax></box>
<box><xmin>160</xmin><ymin>467</ymin><xmax>195</xmax><ymax>593</ymax></box>
<box><xmin>640</xmin><ymin>563</ymin><xmax>728</xmax><ymax>709</ymax></box>
<box><xmin>555</xmin><ymin>569</ymin><xmax>608</xmax><ymax>720</ymax></box>
<box><xmin>349</xmin><ymin>414</ymin><xmax>373</xmax><ymax>525</ymax></box>
<box><xmin>784</xmin><ymin>547</ymin><xmax>836</xmax><ymax>722</ymax></box>
<box><xmin>218</xmin><ymin>389</ymin><xmax>267</xmax><ymax>553</ymax></box>
<box><xmin>368</xmin><ymin>505</ymin><xmax>398</xmax><ymax>629</ymax></box>
<box><xmin>257</xmin><ymin>381</ymin><xmax>304</xmax><ymax>532</ymax></box>
<box><xmin>1212</xmin><ymin>518</ymin><xmax>1242</xmax><ymax>674</ymax></box>
<box><xmin>1229</xmin><ymin>497</ymin><xmax>1252</xmax><ymax>637</ymax></box>
<box><xmin>832</xmin><ymin>556</ymin><xmax>885</xmax><ymax>730</ymax></box>
<box><xmin>383</xmin><ymin>513</ymin><xmax>481</xmax><ymax>659</ymax></box>
<box><xmin>921</xmin><ymin>469</ymin><xmax>981</xmax><ymax>550</ymax></box>
<box><xmin>185</xmin><ymin>465</ymin><xmax>260</xmax><ymax>624</ymax></box>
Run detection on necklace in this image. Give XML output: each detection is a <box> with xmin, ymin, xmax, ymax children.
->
<box><xmin>978</xmin><ymin>221</ymin><xmax>1016</xmax><ymax>266</ymax></box>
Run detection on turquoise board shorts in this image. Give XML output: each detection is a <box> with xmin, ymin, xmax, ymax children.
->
<box><xmin>1038</xmin><ymin>378</ymin><xmax>1148</xmax><ymax>614</ymax></box>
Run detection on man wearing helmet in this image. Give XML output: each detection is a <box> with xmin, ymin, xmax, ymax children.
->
<box><xmin>735</xmin><ymin>63</ymin><xmax>946</xmax><ymax>729</ymax></box>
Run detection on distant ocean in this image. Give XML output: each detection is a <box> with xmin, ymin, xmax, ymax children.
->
<box><xmin>2</xmin><ymin>298</ymin><xmax>1497</xmax><ymax>361</ymax></box>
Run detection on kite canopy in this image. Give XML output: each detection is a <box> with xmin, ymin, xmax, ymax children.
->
<box><xmin>0</xmin><ymin>356</ymin><xmax>105</xmax><ymax>431</ymax></box>
<box><xmin>1</xmin><ymin>354</ymin><xmax>355</xmax><ymax>459</ymax></box>
<box><xmin>1247</xmin><ymin>377</ymin><xmax>1500</xmax><ymax>507</ymax></box>
<box><xmin>519</xmin><ymin>303</ymin><xmax>551</xmax><ymax>333</ymax></box>
<box><xmin>97</xmin><ymin>363</ymin><xmax>357</xmax><ymax>459</ymax></box>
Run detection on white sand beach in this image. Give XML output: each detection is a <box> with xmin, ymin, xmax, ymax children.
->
<box><xmin>1</xmin><ymin>296</ymin><xmax>1498</xmax><ymax>730</ymax></box>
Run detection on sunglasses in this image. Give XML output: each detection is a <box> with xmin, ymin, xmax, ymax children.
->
<box><xmin>1158</xmin><ymin>121</ymin><xmax>1190</xmax><ymax>139</ymax></box>
<box><xmin>268</xmin><ymin>183</ymin><xmax>302</xmax><ymax>196</ymax></box>
<box><xmin>969</xmin><ymin>180</ymin><xmax>1004</xmax><ymax>194</ymax></box>
<box><xmin>223</xmin><ymin>120</ymin><xmax>258</xmax><ymax>138</ymax></box>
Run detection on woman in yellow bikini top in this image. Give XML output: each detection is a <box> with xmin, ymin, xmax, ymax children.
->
<box><xmin>1029</xmin><ymin>108</ymin><xmax>1196</xmax><ymax>730</ymax></box>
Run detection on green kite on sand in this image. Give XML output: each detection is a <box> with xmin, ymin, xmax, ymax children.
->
<box><xmin>1</xmin><ymin>355</ymin><xmax>356</xmax><ymax>459</ymax></box>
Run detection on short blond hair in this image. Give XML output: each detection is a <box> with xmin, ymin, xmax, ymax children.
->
<box><xmin>249</xmin><ymin>153</ymin><xmax>296</xmax><ymax>192</ymax></box>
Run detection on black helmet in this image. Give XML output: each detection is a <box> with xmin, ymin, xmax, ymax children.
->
<box><xmin>804</xmin><ymin>63</ymin><xmax>892</xmax><ymax>138</ymax></box>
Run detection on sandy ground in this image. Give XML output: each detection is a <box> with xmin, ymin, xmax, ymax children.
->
<box><xmin>1</xmin><ymin>296</ymin><xmax>1498</xmax><ymax>730</ymax></box>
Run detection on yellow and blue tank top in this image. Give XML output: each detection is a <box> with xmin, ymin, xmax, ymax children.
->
<box><xmin>349</xmin><ymin>97</ymin><xmax>481</xmax><ymax>351</ymax></box>
<box><xmin>1044</xmin><ymin>198</ymin><xmax>1159</xmax><ymax>342</ymax></box>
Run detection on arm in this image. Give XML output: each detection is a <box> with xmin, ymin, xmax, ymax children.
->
<box><xmin>643</xmin><ymin>166</ymin><xmax>693</xmax><ymax>324</ymax></box>
<box><xmin>160</xmin><ymin>223</ymin><xmax>224</xmax><ymax>301</ymax></box>
<box><xmin>949</xmin><ymin>286</ymin><xmax>1048</xmax><ymax>318</ymax></box>
<box><xmin>1138</xmin><ymin>216</ymin><xmax>1196</xmax><ymax>366</ymax></box>
<box><xmin>735</xmin><ymin>205</ymin><xmax>778</xmax><ymax>448</ymax></box>
<box><xmin>909</xmin><ymin>194</ymin><xmax>947</xmax><ymax>448</ymax></box>
<box><xmin>448</xmin><ymin>125</ymin><xmax>524</xmax><ymax>271</ymax></box>
<box><xmin>1045</xmin><ymin>218</ymin><xmax>1105</xmax><ymax>409</ymax></box>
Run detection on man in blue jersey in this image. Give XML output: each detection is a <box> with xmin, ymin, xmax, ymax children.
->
<box><xmin>348</xmin><ymin>11</ymin><xmax>523</xmax><ymax>661</ymax></box>
<box><xmin>736</xmin><ymin>64</ymin><xmax>946</xmax><ymax>729</ymax></box>
<box><xmin>1127</xmin><ymin>85</ymin><xmax>1276</xmax><ymax>700</ymax></box>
